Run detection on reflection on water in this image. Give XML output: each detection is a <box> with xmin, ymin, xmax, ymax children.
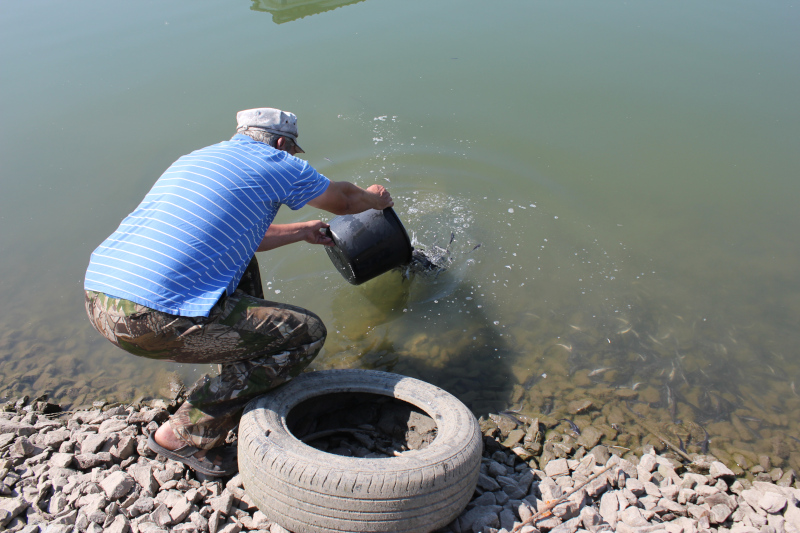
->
<box><xmin>250</xmin><ymin>0</ymin><xmax>367</xmax><ymax>24</ymax></box>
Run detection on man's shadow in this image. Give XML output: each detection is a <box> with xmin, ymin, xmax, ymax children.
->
<box><xmin>322</xmin><ymin>269</ymin><xmax>519</xmax><ymax>417</ymax></box>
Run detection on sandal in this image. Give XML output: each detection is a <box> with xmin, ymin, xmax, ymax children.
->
<box><xmin>147</xmin><ymin>433</ymin><xmax>238</xmax><ymax>477</ymax></box>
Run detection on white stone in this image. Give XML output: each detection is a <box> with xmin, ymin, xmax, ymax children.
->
<box><xmin>599</xmin><ymin>491</ymin><xmax>618</xmax><ymax>528</ymax></box>
<box><xmin>709</xmin><ymin>461</ymin><xmax>735</xmax><ymax>478</ymax></box>
<box><xmin>619</xmin><ymin>506</ymin><xmax>649</xmax><ymax>527</ymax></box>
<box><xmin>758</xmin><ymin>491</ymin><xmax>788</xmax><ymax>514</ymax></box>
<box><xmin>100</xmin><ymin>471</ymin><xmax>134</xmax><ymax>500</ymax></box>
<box><xmin>544</xmin><ymin>458</ymin><xmax>570</xmax><ymax>478</ymax></box>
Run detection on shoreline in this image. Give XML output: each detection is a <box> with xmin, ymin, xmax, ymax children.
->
<box><xmin>1</xmin><ymin>396</ymin><xmax>799</xmax><ymax>533</ymax></box>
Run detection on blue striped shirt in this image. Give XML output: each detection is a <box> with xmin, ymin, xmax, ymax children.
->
<box><xmin>85</xmin><ymin>134</ymin><xmax>330</xmax><ymax>317</ymax></box>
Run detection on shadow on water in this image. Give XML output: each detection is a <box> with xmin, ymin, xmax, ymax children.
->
<box><xmin>313</xmin><ymin>266</ymin><xmax>519</xmax><ymax>416</ymax></box>
<box><xmin>250</xmin><ymin>0</ymin><xmax>368</xmax><ymax>24</ymax></box>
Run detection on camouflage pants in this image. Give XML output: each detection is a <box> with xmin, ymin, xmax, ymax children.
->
<box><xmin>85</xmin><ymin>257</ymin><xmax>327</xmax><ymax>449</ymax></box>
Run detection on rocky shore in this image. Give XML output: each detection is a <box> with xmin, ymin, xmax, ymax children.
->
<box><xmin>1</xmin><ymin>396</ymin><xmax>799</xmax><ymax>533</ymax></box>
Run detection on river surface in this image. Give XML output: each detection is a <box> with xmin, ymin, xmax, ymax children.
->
<box><xmin>2</xmin><ymin>0</ymin><xmax>799</xmax><ymax>474</ymax></box>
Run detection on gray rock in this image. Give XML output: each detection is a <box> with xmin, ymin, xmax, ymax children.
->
<box><xmin>106</xmin><ymin>515</ymin><xmax>131</xmax><ymax>533</ymax></box>
<box><xmin>42</xmin><ymin>526</ymin><xmax>73</xmax><ymax>533</ymax></box>
<box><xmin>208</xmin><ymin>493</ymin><xmax>234</xmax><ymax>516</ymax></box>
<box><xmin>218</xmin><ymin>524</ymin><xmax>241</xmax><ymax>533</ymax></box>
<box><xmin>468</xmin><ymin>492</ymin><xmax>497</xmax><ymax>508</ymax></box>
<box><xmin>151</xmin><ymin>503</ymin><xmax>173</xmax><ymax>528</ymax></box>
<box><xmin>757</xmin><ymin>491</ymin><xmax>787</xmax><ymax>514</ymax></box>
<box><xmin>599</xmin><ymin>491</ymin><xmax>618</xmax><ymax>528</ymax></box>
<box><xmin>710</xmin><ymin>503</ymin><xmax>732</xmax><ymax>524</ymax></box>
<box><xmin>170</xmin><ymin>498</ymin><xmax>194</xmax><ymax>524</ymax></box>
<box><xmin>576</xmin><ymin>426</ymin><xmax>603</xmax><ymax>450</ymax></box>
<box><xmin>0</xmin><ymin>420</ymin><xmax>36</xmax><ymax>437</ymax></box>
<box><xmin>544</xmin><ymin>458</ymin><xmax>570</xmax><ymax>478</ymax></box>
<box><xmin>619</xmin><ymin>506</ymin><xmax>649</xmax><ymax>527</ymax></box>
<box><xmin>499</xmin><ymin>508</ymin><xmax>516</xmax><ymax>531</ymax></box>
<box><xmin>710</xmin><ymin>461</ymin><xmax>735</xmax><ymax>479</ymax></box>
<box><xmin>189</xmin><ymin>511</ymin><xmax>209</xmax><ymax>531</ymax></box>
<box><xmin>131</xmin><ymin>496</ymin><xmax>155</xmax><ymax>516</ymax></box>
<box><xmin>0</xmin><ymin>497</ymin><xmax>28</xmax><ymax>526</ymax></box>
<box><xmin>101</xmin><ymin>471</ymin><xmax>134</xmax><ymax>500</ymax></box>
<box><xmin>487</xmin><ymin>461</ymin><xmax>507</xmax><ymax>478</ymax></box>
<box><xmin>208</xmin><ymin>510</ymin><xmax>222</xmax><ymax>533</ymax></box>
<box><xmin>478</xmin><ymin>473</ymin><xmax>502</xmax><ymax>492</ymax></box>
<box><xmin>626</xmin><ymin>477</ymin><xmax>645</xmax><ymax>496</ymax></box>
<box><xmin>589</xmin><ymin>445</ymin><xmax>610</xmax><ymax>465</ymax></box>
<box><xmin>73</xmin><ymin>452</ymin><xmax>112</xmax><ymax>470</ymax></box>
<box><xmin>638</xmin><ymin>453</ymin><xmax>657</xmax><ymax>473</ymax></box>
<box><xmin>458</xmin><ymin>505</ymin><xmax>501</xmax><ymax>532</ymax></box>
<box><xmin>49</xmin><ymin>452</ymin><xmax>74</xmax><ymax>469</ymax></box>
<box><xmin>80</xmin><ymin>434</ymin><xmax>108</xmax><ymax>454</ymax></box>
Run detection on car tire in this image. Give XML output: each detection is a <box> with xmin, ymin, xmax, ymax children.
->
<box><xmin>238</xmin><ymin>369</ymin><xmax>482</xmax><ymax>533</ymax></box>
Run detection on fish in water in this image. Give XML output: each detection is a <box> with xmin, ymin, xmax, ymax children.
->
<box><xmin>698</xmin><ymin>425</ymin><xmax>710</xmax><ymax>454</ymax></box>
<box><xmin>588</xmin><ymin>367</ymin><xmax>612</xmax><ymax>377</ymax></box>
<box><xmin>558</xmin><ymin>418</ymin><xmax>581</xmax><ymax>436</ymax></box>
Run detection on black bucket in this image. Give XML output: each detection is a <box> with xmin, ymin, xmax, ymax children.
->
<box><xmin>324</xmin><ymin>207</ymin><xmax>413</xmax><ymax>285</ymax></box>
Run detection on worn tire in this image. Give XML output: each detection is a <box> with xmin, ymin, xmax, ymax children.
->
<box><xmin>238</xmin><ymin>369</ymin><xmax>482</xmax><ymax>533</ymax></box>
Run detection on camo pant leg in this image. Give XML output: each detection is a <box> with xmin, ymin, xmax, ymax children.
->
<box><xmin>84</xmin><ymin>267</ymin><xmax>326</xmax><ymax>449</ymax></box>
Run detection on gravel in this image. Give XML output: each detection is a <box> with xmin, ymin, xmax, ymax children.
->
<box><xmin>2</xmin><ymin>397</ymin><xmax>800</xmax><ymax>533</ymax></box>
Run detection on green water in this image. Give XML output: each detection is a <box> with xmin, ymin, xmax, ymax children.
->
<box><xmin>1</xmin><ymin>0</ymin><xmax>799</xmax><ymax>472</ymax></box>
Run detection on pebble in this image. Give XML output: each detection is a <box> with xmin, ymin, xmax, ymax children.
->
<box><xmin>3</xmin><ymin>399</ymin><xmax>800</xmax><ymax>533</ymax></box>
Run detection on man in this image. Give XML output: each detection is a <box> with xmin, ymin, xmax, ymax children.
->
<box><xmin>84</xmin><ymin>107</ymin><xmax>392</xmax><ymax>476</ymax></box>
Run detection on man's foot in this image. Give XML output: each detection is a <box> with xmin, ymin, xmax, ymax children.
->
<box><xmin>147</xmin><ymin>424</ymin><xmax>237</xmax><ymax>477</ymax></box>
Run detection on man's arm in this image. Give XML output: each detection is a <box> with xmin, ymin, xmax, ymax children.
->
<box><xmin>307</xmin><ymin>182</ymin><xmax>393</xmax><ymax>215</ymax></box>
<box><xmin>257</xmin><ymin>221</ymin><xmax>333</xmax><ymax>252</ymax></box>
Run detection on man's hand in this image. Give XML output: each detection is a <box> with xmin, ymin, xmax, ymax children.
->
<box><xmin>258</xmin><ymin>221</ymin><xmax>333</xmax><ymax>251</ymax></box>
<box><xmin>301</xmin><ymin>220</ymin><xmax>333</xmax><ymax>246</ymax></box>
<box><xmin>366</xmin><ymin>184</ymin><xmax>394</xmax><ymax>210</ymax></box>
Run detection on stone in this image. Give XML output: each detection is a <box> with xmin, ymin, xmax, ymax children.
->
<box><xmin>80</xmin><ymin>434</ymin><xmax>108</xmax><ymax>454</ymax></box>
<box><xmin>0</xmin><ymin>420</ymin><xmax>36</xmax><ymax>437</ymax></box>
<box><xmin>208</xmin><ymin>510</ymin><xmax>222</xmax><ymax>533</ymax></box>
<box><xmin>639</xmin><ymin>454</ymin><xmax>658</xmax><ymax>473</ymax></box>
<box><xmin>468</xmin><ymin>492</ymin><xmax>497</xmax><ymax>508</ymax></box>
<box><xmin>101</xmin><ymin>471</ymin><xmax>134</xmax><ymax>500</ymax></box>
<box><xmin>49</xmin><ymin>452</ymin><xmax>74</xmax><ymax>468</ymax></box>
<box><xmin>73</xmin><ymin>452</ymin><xmax>112</xmax><ymax>470</ymax></box>
<box><xmin>710</xmin><ymin>503</ymin><xmax>732</xmax><ymax>524</ymax></box>
<box><xmin>545</xmin><ymin>458</ymin><xmax>570</xmax><ymax>478</ymax></box>
<box><xmin>580</xmin><ymin>505</ymin><xmax>603</xmax><ymax>529</ymax></box>
<box><xmin>626</xmin><ymin>477</ymin><xmax>645</xmax><ymax>496</ymax></box>
<box><xmin>757</xmin><ymin>491</ymin><xmax>787</xmax><ymax>514</ymax></box>
<box><xmin>130</xmin><ymin>464</ymin><xmax>159</xmax><ymax>495</ymax></box>
<box><xmin>710</xmin><ymin>461</ymin><xmax>735</xmax><ymax>479</ymax></box>
<box><xmin>270</xmin><ymin>524</ymin><xmax>291</xmax><ymax>533</ymax></box>
<box><xmin>131</xmin><ymin>496</ymin><xmax>155</xmax><ymax>515</ymax></box>
<box><xmin>576</xmin><ymin>426</ymin><xmax>603</xmax><ymax>449</ymax></box>
<box><xmin>0</xmin><ymin>497</ymin><xmax>28</xmax><ymax>526</ymax></box>
<box><xmin>477</xmin><ymin>473</ymin><xmax>501</xmax><ymax>492</ymax></box>
<box><xmin>458</xmin><ymin>505</ymin><xmax>501</xmax><ymax>532</ymax></box>
<box><xmin>151</xmin><ymin>503</ymin><xmax>173</xmax><ymax>528</ymax></box>
<box><xmin>218</xmin><ymin>524</ymin><xmax>241</xmax><ymax>533</ymax></box>
<box><xmin>499</xmin><ymin>508</ymin><xmax>516</xmax><ymax>531</ymax></box>
<box><xmin>208</xmin><ymin>493</ymin><xmax>234</xmax><ymax>516</ymax></box>
<box><xmin>599</xmin><ymin>491</ymin><xmax>618</xmax><ymax>528</ymax></box>
<box><xmin>189</xmin><ymin>511</ymin><xmax>209</xmax><ymax>531</ymax></box>
<box><xmin>619</xmin><ymin>506</ymin><xmax>649</xmax><ymax>527</ymax></box>
<box><xmin>106</xmin><ymin>515</ymin><xmax>131</xmax><ymax>533</ymax></box>
<box><xmin>170</xmin><ymin>498</ymin><xmax>193</xmax><ymax>524</ymax></box>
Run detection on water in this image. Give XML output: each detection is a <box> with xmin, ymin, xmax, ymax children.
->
<box><xmin>1</xmin><ymin>0</ymin><xmax>799</xmax><ymax>473</ymax></box>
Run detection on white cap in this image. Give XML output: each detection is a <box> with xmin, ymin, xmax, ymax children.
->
<box><xmin>236</xmin><ymin>107</ymin><xmax>305</xmax><ymax>153</ymax></box>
